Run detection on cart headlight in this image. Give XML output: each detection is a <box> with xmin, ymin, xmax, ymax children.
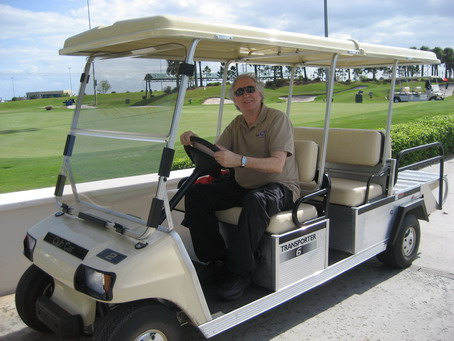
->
<box><xmin>23</xmin><ymin>234</ymin><xmax>37</xmax><ymax>261</ymax></box>
<box><xmin>74</xmin><ymin>265</ymin><xmax>116</xmax><ymax>301</ymax></box>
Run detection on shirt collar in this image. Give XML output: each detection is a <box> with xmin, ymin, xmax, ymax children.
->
<box><xmin>240</xmin><ymin>104</ymin><xmax>268</xmax><ymax>129</ymax></box>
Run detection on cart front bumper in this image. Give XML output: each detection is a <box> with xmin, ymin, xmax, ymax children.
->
<box><xmin>36</xmin><ymin>296</ymin><xmax>83</xmax><ymax>338</ymax></box>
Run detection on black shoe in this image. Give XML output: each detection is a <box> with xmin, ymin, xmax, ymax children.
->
<box><xmin>197</xmin><ymin>261</ymin><xmax>228</xmax><ymax>285</ymax></box>
<box><xmin>217</xmin><ymin>273</ymin><xmax>251</xmax><ymax>301</ymax></box>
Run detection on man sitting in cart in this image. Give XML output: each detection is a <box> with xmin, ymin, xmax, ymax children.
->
<box><xmin>180</xmin><ymin>73</ymin><xmax>300</xmax><ymax>301</ymax></box>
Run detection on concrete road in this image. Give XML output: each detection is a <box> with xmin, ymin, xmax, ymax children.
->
<box><xmin>1</xmin><ymin>157</ymin><xmax>453</xmax><ymax>341</ymax></box>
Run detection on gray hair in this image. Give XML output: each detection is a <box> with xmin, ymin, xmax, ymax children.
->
<box><xmin>229</xmin><ymin>73</ymin><xmax>265</xmax><ymax>101</ymax></box>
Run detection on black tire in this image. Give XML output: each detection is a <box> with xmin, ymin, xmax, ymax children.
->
<box><xmin>378</xmin><ymin>215</ymin><xmax>420</xmax><ymax>268</ymax></box>
<box><xmin>15</xmin><ymin>264</ymin><xmax>54</xmax><ymax>332</ymax></box>
<box><xmin>93</xmin><ymin>300</ymin><xmax>183</xmax><ymax>341</ymax></box>
<box><xmin>393</xmin><ymin>97</ymin><xmax>401</xmax><ymax>103</ymax></box>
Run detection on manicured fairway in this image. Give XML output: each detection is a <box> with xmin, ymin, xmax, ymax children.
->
<box><xmin>1</xmin><ymin>85</ymin><xmax>452</xmax><ymax>193</ymax></box>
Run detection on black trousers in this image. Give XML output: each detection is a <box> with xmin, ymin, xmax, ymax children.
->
<box><xmin>182</xmin><ymin>180</ymin><xmax>294</xmax><ymax>277</ymax></box>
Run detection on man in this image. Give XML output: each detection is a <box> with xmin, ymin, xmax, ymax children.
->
<box><xmin>180</xmin><ymin>73</ymin><xmax>299</xmax><ymax>300</ymax></box>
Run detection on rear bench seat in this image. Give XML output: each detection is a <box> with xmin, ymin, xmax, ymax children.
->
<box><xmin>294</xmin><ymin>127</ymin><xmax>386</xmax><ymax>206</ymax></box>
<box><xmin>168</xmin><ymin>139</ymin><xmax>320</xmax><ymax>234</ymax></box>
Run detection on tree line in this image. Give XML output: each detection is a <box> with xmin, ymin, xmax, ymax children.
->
<box><xmin>160</xmin><ymin>46</ymin><xmax>453</xmax><ymax>89</ymax></box>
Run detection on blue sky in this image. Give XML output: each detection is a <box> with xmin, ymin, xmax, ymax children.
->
<box><xmin>1</xmin><ymin>0</ymin><xmax>453</xmax><ymax>100</ymax></box>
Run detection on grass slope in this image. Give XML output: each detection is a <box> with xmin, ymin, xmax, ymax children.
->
<box><xmin>1</xmin><ymin>82</ymin><xmax>452</xmax><ymax>193</ymax></box>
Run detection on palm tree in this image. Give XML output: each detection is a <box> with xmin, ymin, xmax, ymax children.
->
<box><xmin>166</xmin><ymin>60</ymin><xmax>181</xmax><ymax>88</ymax></box>
<box><xmin>431</xmin><ymin>47</ymin><xmax>444</xmax><ymax>76</ymax></box>
<box><xmin>419</xmin><ymin>46</ymin><xmax>430</xmax><ymax>77</ymax></box>
<box><xmin>364</xmin><ymin>67</ymin><xmax>378</xmax><ymax>81</ymax></box>
<box><xmin>443</xmin><ymin>47</ymin><xmax>454</xmax><ymax>79</ymax></box>
<box><xmin>203</xmin><ymin>65</ymin><xmax>212</xmax><ymax>85</ymax></box>
<box><xmin>198</xmin><ymin>61</ymin><xmax>203</xmax><ymax>87</ymax></box>
<box><xmin>143</xmin><ymin>73</ymin><xmax>153</xmax><ymax>98</ymax></box>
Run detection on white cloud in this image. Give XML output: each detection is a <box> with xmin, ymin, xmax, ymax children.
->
<box><xmin>0</xmin><ymin>0</ymin><xmax>453</xmax><ymax>100</ymax></box>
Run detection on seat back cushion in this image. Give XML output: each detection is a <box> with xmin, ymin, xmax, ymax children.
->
<box><xmin>294</xmin><ymin>127</ymin><xmax>383</xmax><ymax>167</ymax></box>
<box><xmin>294</xmin><ymin>139</ymin><xmax>318</xmax><ymax>183</ymax></box>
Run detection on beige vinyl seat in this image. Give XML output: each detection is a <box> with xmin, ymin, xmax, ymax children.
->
<box><xmin>168</xmin><ymin>139</ymin><xmax>320</xmax><ymax>234</ymax></box>
<box><xmin>294</xmin><ymin>127</ymin><xmax>386</xmax><ymax>207</ymax></box>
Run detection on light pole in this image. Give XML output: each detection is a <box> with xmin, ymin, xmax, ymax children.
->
<box><xmin>323</xmin><ymin>0</ymin><xmax>331</xmax><ymax>87</ymax></box>
<box><xmin>87</xmin><ymin>0</ymin><xmax>97</xmax><ymax>105</ymax></box>
<box><xmin>11</xmin><ymin>77</ymin><xmax>16</xmax><ymax>99</ymax></box>
<box><xmin>324</xmin><ymin>0</ymin><xmax>329</xmax><ymax>38</ymax></box>
<box><xmin>68</xmin><ymin>67</ymin><xmax>73</xmax><ymax>95</ymax></box>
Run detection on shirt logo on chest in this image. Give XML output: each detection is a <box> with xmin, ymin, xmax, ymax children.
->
<box><xmin>256</xmin><ymin>130</ymin><xmax>266</xmax><ymax>138</ymax></box>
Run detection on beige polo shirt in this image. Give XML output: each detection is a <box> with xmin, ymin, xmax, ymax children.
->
<box><xmin>217</xmin><ymin>105</ymin><xmax>300</xmax><ymax>201</ymax></box>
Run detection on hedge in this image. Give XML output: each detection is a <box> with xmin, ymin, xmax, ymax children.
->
<box><xmin>172</xmin><ymin>114</ymin><xmax>454</xmax><ymax>170</ymax></box>
<box><xmin>390</xmin><ymin>114</ymin><xmax>454</xmax><ymax>166</ymax></box>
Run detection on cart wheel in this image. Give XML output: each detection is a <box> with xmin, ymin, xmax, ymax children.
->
<box><xmin>378</xmin><ymin>215</ymin><xmax>420</xmax><ymax>268</ymax></box>
<box><xmin>15</xmin><ymin>264</ymin><xmax>54</xmax><ymax>332</ymax></box>
<box><xmin>93</xmin><ymin>301</ymin><xmax>183</xmax><ymax>341</ymax></box>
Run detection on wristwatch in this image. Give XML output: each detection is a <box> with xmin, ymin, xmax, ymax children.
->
<box><xmin>240</xmin><ymin>155</ymin><xmax>247</xmax><ymax>168</ymax></box>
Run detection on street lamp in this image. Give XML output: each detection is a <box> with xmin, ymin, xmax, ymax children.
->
<box><xmin>324</xmin><ymin>0</ymin><xmax>329</xmax><ymax>38</ymax></box>
<box><xmin>11</xmin><ymin>77</ymin><xmax>16</xmax><ymax>99</ymax></box>
<box><xmin>68</xmin><ymin>67</ymin><xmax>73</xmax><ymax>95</ymax></box>
<box><xmin>87</xmin><ymin>0</ymin><xmax>97</xmax><ymax>105</ymax></box>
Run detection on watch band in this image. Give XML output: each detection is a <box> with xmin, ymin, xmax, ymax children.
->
<box><xmin>240</xmin><ymin>155</ymin><xmax>247</xmax><ymax>168</ymax></box>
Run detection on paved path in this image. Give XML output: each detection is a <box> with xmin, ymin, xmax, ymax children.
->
<box><xmin>1</xmin><ymin>158</ymin><xmax>453</xmax><ymax>341</ymax></box>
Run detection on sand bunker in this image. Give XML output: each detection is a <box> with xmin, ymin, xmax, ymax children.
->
<box><xmin>278</xmin><ymin>95</ymin><xmax>317</xmax><ymax>102</ymax></box>
<box><xmin>203</xmin><ymin>98</ymin><xmax>234</xmax><ymax>105</ymax></box>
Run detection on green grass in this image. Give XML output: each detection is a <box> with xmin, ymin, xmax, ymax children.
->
<box><xmin>1</xmin><ymin>82</ymin><xmax>453</xmax><ymax>193</ymax></box>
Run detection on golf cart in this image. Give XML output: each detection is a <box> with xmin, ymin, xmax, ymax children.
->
<box><xmin>16</xmin><ymin>15</ymin><xmax>447</xmax><ymax>340</ymax></box>
<box><xmin>393</xmin><ymin>76</ymin><xmax>445</xmax><ymax>102</ymax></box>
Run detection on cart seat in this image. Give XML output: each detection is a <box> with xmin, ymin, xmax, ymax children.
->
<box><xmin>294</xmin><ymin>127</ymin><xmax>386</xmax><ymax>206</ymax></box>
<box><xmin>330</xmin><ymin>178</ymin><xmax>383</xmax><ymax>207</ymax></box>
<box><xmin>168</xmin><ymin>139</ymin><xmax>319</xmax><ymax>234</ymax></box>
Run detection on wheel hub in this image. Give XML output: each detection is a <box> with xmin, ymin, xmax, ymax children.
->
<box><xmin>135</xmin><ymin>329</ymin><xmax>167</xmax><ymax>341</ymax></box>
<box><xmin>402</xmin><ymin>227</ymin><xmax>416</xmax><ymax>257</ymax></box>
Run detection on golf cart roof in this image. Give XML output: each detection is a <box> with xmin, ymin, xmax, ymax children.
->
<box><xmin>60</xmin><ymin>15</ymin><xmax>439</xmax><ymax>68</ymax></box>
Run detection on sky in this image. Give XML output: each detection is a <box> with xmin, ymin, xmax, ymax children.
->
<box><xmin>1</xmin><ymin>0</ymin><xmax>453</xmax><ymax>100</ymax></box>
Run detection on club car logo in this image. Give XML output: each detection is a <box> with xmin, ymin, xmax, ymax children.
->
<box><xmin>280</xmin><ymin>233</ymin><xmax>317</xmax><ymax>262</ymax></box>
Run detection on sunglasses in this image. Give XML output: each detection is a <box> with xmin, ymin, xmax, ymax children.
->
<box><xmin>233</xmin><ymin>85</ymin><xmax>256</xmax><ymax>97</ymax></box>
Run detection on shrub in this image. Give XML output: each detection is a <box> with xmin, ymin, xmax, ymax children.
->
<box><xmin>171</xmin><ymin>156</ymin><xmax>194</xmax><ymax>170</ymax></box>
<box><xmin>265</xmin><ymin>79</ymin><xmax>288</xmax><ymax>89</ymax></box>
<box><xmin>390</xmin><ymin>115</ymin><xmax>454</xmax><ymax>166</ymax></box>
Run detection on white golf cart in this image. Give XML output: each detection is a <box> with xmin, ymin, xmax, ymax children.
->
<box><xmin>393</xmin><ymin>76</ymin><xmax>445</xmax><ymax>102</ymax></box>
<box><xmin>16</xmin><ymin>15</ymin><xmax>447</xmax><ymax>340</ymax></box>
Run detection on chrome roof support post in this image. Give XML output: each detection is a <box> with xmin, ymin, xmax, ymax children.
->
<box><xmin>56</xmin><ymin>56</ymin><xmax>95</xmax><ymax>207</ymax></box>
<box><xmin>151</xmin><ymin>39</ymin><xmax>200</xmax><ymax>232</ymax></box>
<box><xmin>318</xmin><ymin>53</ymin><xmax>339</xmax><ymax>186</ymax></box>
<box><xmin>168</xmin><ymin>39</ymin><xmax>201</xmax><ymax>149</ymax></box>
<box><xmin>216</xmin><ymin>60</ymin><xmax>233</xmax><ymax>138</ymax></box>
<box><xmin>286</xmin><ymin>66</ymin><xmax>297</xmax><ymax>116</ymax></box>
<box><xmin>70</xmin><ymin>56</ymin><xmax>95</xmax><ymax>132</ymax></box>
<box><xmin>384</xmin><ymin>60</ymin><xmax>399</xmax><ymax>167</ymax></box>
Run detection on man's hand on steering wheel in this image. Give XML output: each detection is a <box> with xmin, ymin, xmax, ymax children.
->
<box><xmin>213</xmin><ymin>145</ymin><xmax>241</xmax><ymax>168</ymax></box>
<box><xmin>180</xmin><ymin>131</ymin><xmax>197</xmax><ymax>146</ymax></box>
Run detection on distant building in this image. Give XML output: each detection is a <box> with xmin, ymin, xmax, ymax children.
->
<box><xmin>26</xmin><ymin>90</ymin><xmax>72</xmax><ymax>99</ymax></box>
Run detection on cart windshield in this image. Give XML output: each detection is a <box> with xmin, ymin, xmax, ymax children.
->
<box><xmin>60</xmin><ymin>56</ymin><xmax>180</xmax><ymax>222</ymax></box>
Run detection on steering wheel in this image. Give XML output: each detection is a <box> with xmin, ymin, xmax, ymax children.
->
<box><xmin>184</xmin><ymin>136</ymin><xmax>222</xmax><ymax>176</ymax></box>
<box><xmin>161</xmin><ymin>136</ymin><xmax>228</xmax><ymax>224</ymax></box>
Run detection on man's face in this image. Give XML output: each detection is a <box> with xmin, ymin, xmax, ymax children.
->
<box><xmin>232</xmin><ymin>78</ymin><xmax>262</xmax><ymax>114</ymax></box>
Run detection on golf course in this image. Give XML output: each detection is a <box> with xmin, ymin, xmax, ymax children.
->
<box><xmin>1</xmin><ymin>81</ymin><xmax>453</xmax><ymax>194</ymax></box>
